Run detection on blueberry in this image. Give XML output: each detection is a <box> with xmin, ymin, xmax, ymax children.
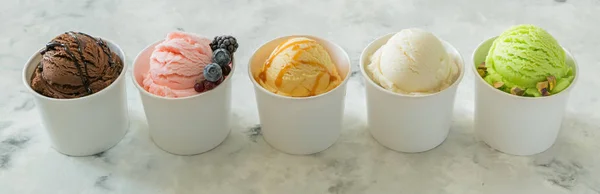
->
<box><xmin>203</xmin><ymin>63</ymin><xmax>223</xmax><ymax>83</ymax></box>
<box><xmin>212</xmin><ymin>48</ymin><xmax>231</xmax><ymax>67</ymax></box>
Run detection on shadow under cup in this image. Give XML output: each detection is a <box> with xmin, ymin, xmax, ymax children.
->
<box><xmin>472</xmin><ymin>37</ymin><xmax>579</xmax><ymax>156</ymax></box>
<box><xmin>22</xmin><ymin>39</ymin><xmax>129</xmax><ymax>156</ymax></box>
<box><xmin>132</xmin><ymin>41</ymin><xmax>233</xmax><ymax>156</ymax></box>
<box><xmin>248</xmin><ymin>35</ymin><xmax>351</xmax><ymax>155</ymax></box>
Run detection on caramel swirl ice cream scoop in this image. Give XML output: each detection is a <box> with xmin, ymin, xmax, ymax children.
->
<box><xmin>255</xmin><ymin>37</ymin><xmax>342</xmax><ymax>97</ymax></box>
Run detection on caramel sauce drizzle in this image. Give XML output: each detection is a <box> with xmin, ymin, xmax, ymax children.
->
<box><xmin>260</xmin><ymin>38</ymin><xmax>338</xmax><ymax>96</ymax></box>
<box><xmin>310</xmin><ymin>72</ymin><xmax>325</xmax><ymax>96</ymax></box>
<box><xmin>258</xmin><ymin>39</ymin><xmax>314</xmax><ymax>83</ymax></box>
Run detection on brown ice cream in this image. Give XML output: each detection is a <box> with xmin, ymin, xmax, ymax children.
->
<box><xmin>31</xmin><ymin>32</ymin><xmax>123</xmax><ymax>99</ymax></box>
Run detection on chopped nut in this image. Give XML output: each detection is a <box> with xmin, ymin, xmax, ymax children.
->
<box><xmin>477</xmin><ymin>62</ymin><xmax>487</xmax><ymax>77</ymax></box>
<box><xmin>547</xmin><ymin>76</ymin><xmax>556</xmax><ymax>91</ymax></box>
<box><xmin>478</xmin><ymin>62</ymin><xmax>486</xmax><ymax>69</ymax></box>
<box><xmin>510</xmin><ymin>87</ymin><xmax>525</xmax><ymax>96</ymax></box>
<box><xmin>537</xmin><ymin>81</ymin><xmax>550</xmax><ymax>96</ymax></box>
<box><xmin>477</xmin><ymin>69</ymin><xmax>486</xmax><ymax>77</ymax></box>
<box><xmin>493</xmin><ymin>82</ymin><xmax>504</xmax><ymax>88</ymax></box>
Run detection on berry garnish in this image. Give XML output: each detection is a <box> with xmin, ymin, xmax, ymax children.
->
<box><xmin>221</xmin><ymin>65</ymin><xmax>231</xmax><ymax>76</ymax></box>
<box><xmin>212</xmin><ymin>48</ymin><xmax>231</xmax><ymax>67</ymax></box>
<box><xmin>203</xmin><ymin>80</ymin><xmax>218</xmax><ymax>91</ymax></box>
<box><xmin>194</xmin><ymin>82</ymin><xmax>205</xmax><ymax>93</ymax></box>
<box><xmin>203</xmin><ymin>63</ymin><xmax>223</xmax><ymax>83</ymax></box>
<box><xmin>210</xmin><ymin>35</ymin><xmax>238</xmax><ymax>54</ymax></box>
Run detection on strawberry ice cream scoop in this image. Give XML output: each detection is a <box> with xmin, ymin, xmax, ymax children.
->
<box><xmin>142</xmin><ymin>32</ymin><xmax>213</xmax><ymax>98</ymax></box>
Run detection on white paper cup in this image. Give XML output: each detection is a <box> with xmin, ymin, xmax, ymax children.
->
<box><xmin>132</xmin><ymin>41</ymin><xmax>232</xmax><ymax>155</ymax></box>
<box><xmin>22</xmin><ymin>39</ymin><xmax>129</xmax><ymax>156</ymax></box>
<box><xmin>359</xmin><ymin>33</ymin><xmax>465</xmax><ymax>153</ymax></box>
<box><xmin>248</xmin><ymin>35</ymin><xmax>351</xmax><ymax>155</ymax></box>
<box><xmin>472</xmin><ymin>37</ymin><xmax>578</xmax><ymax>156</ymax></box>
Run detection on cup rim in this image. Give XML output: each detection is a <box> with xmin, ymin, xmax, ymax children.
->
<box><xmin>21</xmin><ymin>38</ymin><xmax>128</xmax><ymax>102</ymax></box>
<box><xmin>470</xmin><ymin>36</ymin><xmax>579</xmax><ymax>100</ymax></box>
<box><xmin>247</xmin><ymin>35</ymin><xmax>352</xmax><ymax>100</ymax></box>
<box><xmin>130</xmin><ymin>40</ymin><xmax>237</xmax><ymax>101</ymax></box>
<box><xmin>359</xmin><ymin>32</ymin><xmax>466</xmax><ymax>98</ymax></box>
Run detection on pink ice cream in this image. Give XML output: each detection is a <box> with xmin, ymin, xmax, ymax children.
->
<box><xmin>143</xmin><ymin>32</ymin><xmax>213</xmax><ymax>98</ymax></box>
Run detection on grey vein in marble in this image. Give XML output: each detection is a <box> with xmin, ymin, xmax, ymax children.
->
<box><xmin>1</xmin><ymin>0</ymin><xmax>600</xmax><ymax>193</ymax></box>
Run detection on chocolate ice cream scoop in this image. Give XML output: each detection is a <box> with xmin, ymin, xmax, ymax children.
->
<box><xmin>30</xmin><ymin>32</ymin><xmax>123</xmax><ymax>99</ymax></box>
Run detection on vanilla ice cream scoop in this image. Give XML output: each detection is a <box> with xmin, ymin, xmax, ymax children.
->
<box><xmin>367</xmin><ymin>29</ymin><xmax>458</xmax><ymax>94</ymax></box>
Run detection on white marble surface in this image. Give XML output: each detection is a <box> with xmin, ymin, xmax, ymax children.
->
<box><xmin>1</xmin><ymin>0</ymin><xmax>600</xmax><ymax>193</ymax></box>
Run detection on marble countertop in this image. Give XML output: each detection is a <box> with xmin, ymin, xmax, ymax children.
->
<box><xmin>1</xmin><ymin>0</ymin><xmax>600</xmax><ymax>193</ymax></box>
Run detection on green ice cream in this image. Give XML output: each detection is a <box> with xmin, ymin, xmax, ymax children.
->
<box><xmin>484</xmin><ymin>25</ymin><xmax>574</xmax><ymax>97</ymax></box>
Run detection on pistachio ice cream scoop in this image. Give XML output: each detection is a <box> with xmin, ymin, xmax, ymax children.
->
<box><xmin>480</xmin><ymin>24</ymin><xmax>574</xmax><ymax>97</ymax></box>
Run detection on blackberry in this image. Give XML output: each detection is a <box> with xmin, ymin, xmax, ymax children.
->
<box><xmin>210</xmin><ymin>35</ymin><xmax>238</xmax><ymax>54</ymax></box>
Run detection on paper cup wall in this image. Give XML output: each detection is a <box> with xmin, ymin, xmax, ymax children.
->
<box><xmin>248</xmin><ymin>35</ymin><xmax>351</xmax><ymax>155</ymax></box>
<box><xmin>472</xmin><ymin>37</ymin><xmax>578</xmax><ymax>156</ymax></box>
<box><xmin>360</xmin><ymin>33</ymin><xmax>465</xmax><ymax>153</ymax></box>
<box><xmin>22</xmin><ymin>39</ymin><xmax>129</xmax><ymax>156</ymax></box>
<box><xmin>132</xmin><ymin>41</ymin><xmax>233</xmax><ymax>155</ymax></box>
